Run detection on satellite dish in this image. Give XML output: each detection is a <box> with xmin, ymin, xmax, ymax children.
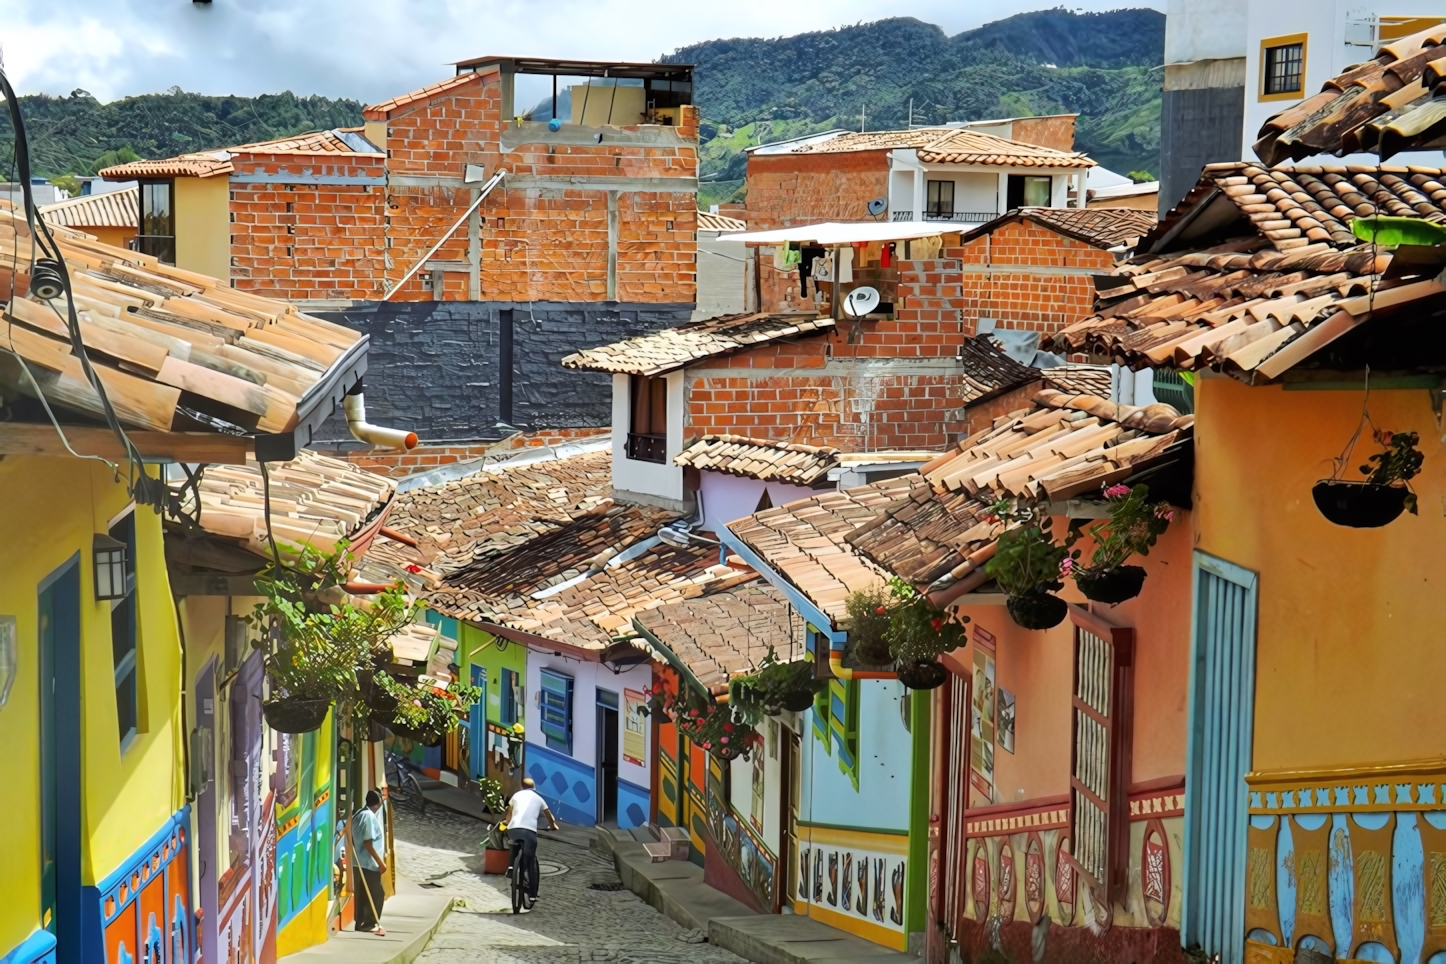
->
<box><xmin>866</xmin><ymin>198</ymin><xmax>887</xmax><ymax>217</ymax></box>
<box><xmin>844</xmin><ymin>286</ymin><xmax>881</xmax><ymax>317</ymax></box>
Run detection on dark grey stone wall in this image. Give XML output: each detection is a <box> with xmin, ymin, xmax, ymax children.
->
<box><xmin>1159</xmin><ymin>86</ymin><xmax>1246</xmax><ymax>217</ymax></box>
<box><xmin>311</xmin><ymin>300</ymin><xmax>693</xmax><ymax>442</ymax></box>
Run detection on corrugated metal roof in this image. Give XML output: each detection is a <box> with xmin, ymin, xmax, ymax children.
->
<box><xmin>40</xmin><ymin>187</ymin><xmax>137</xmax><ymax>228</ymax></box>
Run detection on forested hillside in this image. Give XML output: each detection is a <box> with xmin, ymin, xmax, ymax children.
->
<box><xmin>667</xmin><ymin>8</ymin><xmax>1166</xmax><ymax>205</ymax></box>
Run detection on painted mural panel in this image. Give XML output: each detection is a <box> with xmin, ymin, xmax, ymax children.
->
<box><xmin>524</xmin><ymin>741</ymin><xmax>596</xmax><ymax>827</ymax></box>
<box><xmin>97</xmin><ymin>810</ymin><xmax>192</xmax><ymax>964</ymax></box>
<box><xmin>794</xmin><ymin>825</ymin><xmax>910</xmax><ymax>951</ymax></box>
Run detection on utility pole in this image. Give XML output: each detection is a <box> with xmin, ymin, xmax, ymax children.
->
<box><xmin>861</xmin><ymin>102</ymin><xmax>866</xmax><ymax>133</ymax></box>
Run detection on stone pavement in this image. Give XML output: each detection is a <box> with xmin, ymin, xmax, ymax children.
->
<box><xmin>391</xmin><ymin>804</ymin><xmax>750</xmax><ymax>963</ymax></box>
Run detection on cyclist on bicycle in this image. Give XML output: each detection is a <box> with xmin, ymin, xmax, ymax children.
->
<box><xmin>497</xmin><ymin>778</ymin><xmax>559</xmax><ymax>910</ymax></box>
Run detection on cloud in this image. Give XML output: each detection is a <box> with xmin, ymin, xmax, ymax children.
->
<box><xmin>0</xmin><ymin>0</ymin><xmax>1163</xmax><ymax>104</ymax></box>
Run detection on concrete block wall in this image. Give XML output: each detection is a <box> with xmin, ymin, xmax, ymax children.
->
<box><xmin>947</xmin><ymin>220</ymin><xmax>1114</xmax><ymax>337</ymax></box>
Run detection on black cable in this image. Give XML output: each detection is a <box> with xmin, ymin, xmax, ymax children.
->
<box><xmin>0</xmin><ymin>64</ymin><xmax>165</xmax><ymax>509</ymax></box>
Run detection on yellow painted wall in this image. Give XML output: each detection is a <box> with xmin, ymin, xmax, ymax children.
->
<box><xmin>87</xmin><ymin>226</ymin><xmax>136</xmax><ymax>250</ymax></box>
<box><xmin>175</xmin><ymin>175</ymin><xmax>231</xmax><ymax>282</ymax></box>
<box><xmin>0</xmin><ymin>456</ymin><xmax>185</xmax><ymax>954</ymax></box>
<box><xmin>1194</xmin><ymin>376</ymin><xmax>1446</xmax><ymax>771</ymax></box>
<box><xmin>276</xmin><ymin>887</ymin><xmax>330</xmax><ymax>958</ymax></box>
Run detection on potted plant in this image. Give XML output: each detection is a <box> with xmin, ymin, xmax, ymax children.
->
<box><xmin>883</xmin><ymin>577</ymin><xmax>967</xmax><ymax>690</ymax></box>
<box><xmin>648</xmin><ymin>685</ymin><xmax>760</xmax><ymax>761</ymax></box>
<box><xmin>983</xmin><ymin>504</ymin><xmax>1071</xmax><ymax>630</ymax></box>
<box><xmin>1314</xmin><ymin>429</ymin><xmax>1423</xmax><ymax>528</ymax></box>
<box><xmin>483</xmin><ymin>819</ymin><xmax>513</xmax><ymax>875</ymax></box>
<box><xmin>1071</xmin><ymin>483</ymin><xmax>1175</xmax><ymax>604</ymax></box>
<box><xmin>844</xmin><ymin>585</ymin><xmax>893</xmax><ymax>665</ymax></box>
<box><xmin>730</xmin><ymin>648</ymin><xmax>826</xmax><ymax>716</ymax></box>
<box><xmin>371</xmin><ymin>671</ymin><xmax>482</xmax><ymax>748</ymax></box>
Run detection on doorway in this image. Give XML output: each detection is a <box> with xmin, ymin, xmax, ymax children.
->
<box><xmin>39</xmin><ymin>556</ymin><xmax>82</xmax><ymax>964</ymax></box>
<box><xmin>469</xmin><ymin>665</ymin><xmax>487</xmax><ymax>782</ymax></box>
<box><xmin>596</xmin><ymin>689</ymin><xmax>619</xmax><ymax>826</ymax></box>
<box><xmin>194</xmin><ymin>661</ymin><xmax>218</xmax><ymax>964</ymax></box>
<box><xmin>780</xmin><ymin>726</ymin><xmax>801</xmax><ymax>911</ymax></box>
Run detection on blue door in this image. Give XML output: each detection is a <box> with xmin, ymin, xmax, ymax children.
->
<box><xmin>469</xmin><ymin>664</ymin><xmax>487</xmax><ymax>781</ymax></box>
<box><xmin>1182</xmin><ymin>552</ymin><xmax>1258</xmax><ymax>964</ymax></box>
<box><xmin>39</xmin><ymin>555</ymin><xmax>82</xmax><ymax>964</ymax></box>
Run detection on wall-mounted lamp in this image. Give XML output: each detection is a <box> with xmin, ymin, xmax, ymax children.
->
<box><xmin>93</xmin><ymin>533</ymin><xmax>129</xmax><ymax>601</ymax></box>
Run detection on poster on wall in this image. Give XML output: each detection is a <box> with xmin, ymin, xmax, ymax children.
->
<box><xmin>998</xmin><ymin>688</ymin><xmax>1015</xmax><ymax>754</ymax></box>
<box><xmin>623</xmin><ymin>688</ymin><xmax>647</xmax><ymax>767</ymax></box>
<box><xmin>971</xmin><ymin>648</ymin><xmax>996</xmax><ymax>788</ymax></box>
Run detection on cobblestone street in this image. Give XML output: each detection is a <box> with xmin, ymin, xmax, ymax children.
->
<box><xmin>392</xmin><ymin>804</ymin><xmax>750</xmax><ymax>964</ymax></box>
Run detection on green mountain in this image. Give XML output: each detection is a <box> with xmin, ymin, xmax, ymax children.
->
<box><xmin>0</xmin><ymin>88</ymin><xmax>364</xmax><ymax>178</ymax></box>
<box><xmin>666</xmin><ymin>8</ymin><xmax>1166</xmax><ymax>206</ymax></box>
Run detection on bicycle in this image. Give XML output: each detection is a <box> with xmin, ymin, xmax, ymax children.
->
<box><xmin>384</xmin><ymin>751</ymin><xmax>428</xmax><ymax>817</ymax></box>
<box><xmin>507</xmin><ymin>831</ymin><xmax>532</xmax><ymax>914</ymax></box>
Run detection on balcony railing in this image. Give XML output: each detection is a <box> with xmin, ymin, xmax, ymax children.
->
<box><xmin>625</xmin><ymin>432</ymin><xmax>668</xmax><ymax>464</ymax></box>
<box><xmin>129</xmin><ymin>234</ymin><xmax>176</xmax><ymax>265</ymax></box>
<box><xmin>890</xmin><ymin>210</ymin><xmax>998</xmax><ymax>223</ymax></box>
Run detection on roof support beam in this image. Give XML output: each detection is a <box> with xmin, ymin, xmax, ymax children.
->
<box><xmin>717</xmin><ymin>527</ymin><xmax>848</xmax><ymax>647</ymax></box>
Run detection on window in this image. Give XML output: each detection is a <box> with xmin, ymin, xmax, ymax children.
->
<box><xmin>539</xmin><ymin>669</ymin><xmax>573</xmax><ymax>755</ymax></box>
<box><xmin>1260</xmin><ymin>34</ymin><xmax>1307</xmax><ymax>101</ymax></box>
<box><xmin>926</xmin><ymin>179</ymin><xmax>955</xmax><ymax>219</ymax></box>
<box><xmin>500</xmin><ymin>668</ymin><xmax>522</xmax><ymax>727</ymax></box>
<box><xmin>137</xmin><ymin>181</ymin><xmax>175</xmax><ymax>264</ymax></box>
<box><xmin>626</xmin><ymin>374</ymin><xmax>668</xmax><ymax>463</ymax></box>
<box><xmin>109</xmin><ymin>510</ymin><xmax>138</xmax><ymax>746</ymax></box>
<box><xmin>1006</xmin><ymin>174</ymin><xmax>1053</xmax><ymax>210</ymax></box>
<box><xmin>1069</xmin><ymin>610</ymin><xmax>1134</xmax><ymax>903</ymax></box>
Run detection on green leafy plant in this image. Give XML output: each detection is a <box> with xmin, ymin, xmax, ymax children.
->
<box><xmin>982</xmin><ymin>502</ymin><xmax>1070</xmax><ymax>597</ymax></box>
<box><xmin>644</xmin><ymin>684</ymin><xmax>761</xmax><ymax>760</ymax></box>
<box><xmin>1362</xmin><ymin>429</ymin><xmax>1424</xmax><ymax>514</ymax></box>
<box><xmin>730</xmin><ymin>648</ymin><xmax>825</xmax><ymax>721</ymax></box>
<box><xmin>844</xmin><ymin>585</ymin><xmax>893</xmax><ymax>664</ymax></box>
<box><xmin>373</xmin><ymin>670</ymin><xmax>481</xmax><ymax>739</ymax></box>
<box><xmin>475</xmin><ymin>777</ymin><xmax>507</xmax><ymax>815</ymax></box>
<box><xmin>1078</xmin><ymin>483</ymin><xmax>1174</xmax><ymax>572</ymax></box>
<box><xmin>884</xmin><ymin>577</ymin><xmax>967</xmax><ymax>664</ymax></box>
<box><xmin>249</xmin><ymin>542</ymin><xmax>415</xmax><ymax>705</ymax></box>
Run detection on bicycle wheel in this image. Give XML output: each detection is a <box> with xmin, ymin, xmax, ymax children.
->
<box><xmin>510</xmin><ymin>848</ymin><xmax>524</xmax><ymax>914</ymax></box>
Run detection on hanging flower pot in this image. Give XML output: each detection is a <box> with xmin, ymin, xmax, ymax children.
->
<box><xmin>1006</xmin><ymin>590</ymin><xmax>1068</xmax><ymax>631</ymax></box>
<box><xmin>1074</xmin><ymin>565</ymin><xmax>1147</xmax><ymax>604</ymax></box>
<box><xmin>896</xmin><ymin>660</ymin><xmax>948</xmax><ymax>690</ymax></box>
<box><xmin>732</xmin><ymin>653</ymin><xmax>827</xmax><ymax>719</ymax></box>
<box><xmin>1312</xmin><ymin>480</ymin><xmax>1411</xmax><ymax>528</ymax></box>
<box><xmin>262</xmin><ymin>697</ymin><xmax>332</xmax><ymax>734</ymax></box>
<box><xmin>383</xmin><ymin>720</ymin><xmax>445</xmax><ymax>747</ymax></box>
<box><xmin>778</xmin><ymin>689</ymin><xmax>818</xmax><ymax>713</ymax></box>
<box><xmin>845</xmin><ymin>586</ymin><xmax>894</xmax><ymax>665</ymax></box>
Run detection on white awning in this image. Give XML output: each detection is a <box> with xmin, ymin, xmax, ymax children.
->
<box><xmin>719</xmin><ymin>220</ymin><xmax>975</xmax><ymax>245</ymax></box>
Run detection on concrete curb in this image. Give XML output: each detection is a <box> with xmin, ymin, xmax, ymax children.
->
<box><xmin>277</xmin><ymin>882</ymin><xmax>454</xmax><ymax>964</ymax></box>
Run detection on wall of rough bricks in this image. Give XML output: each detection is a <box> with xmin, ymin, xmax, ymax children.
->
<box><xmin>321</xmin><ymin>427</ymin><xmax>608</xmax><ymax>478</ymax></box>
<box><xmin>743</xmin><ymin>151</ymin><xmax>888</xmax><ymax>230</ymax></box>
<box><xmin>946</xmin><ymin>220</ymin><xmax>1113</xmax><ymax>337</ymax></box>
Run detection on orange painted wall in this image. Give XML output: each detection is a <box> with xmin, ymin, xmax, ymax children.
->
<box><xmin>1194</xmin><ymin>375</ymin><xmax>1446</xmax><ymax>772</ymax></box>
<box><xmin>951</xmin><ymin>510</ymin><xmax>1193</xmax><ymax>806</ymax></box>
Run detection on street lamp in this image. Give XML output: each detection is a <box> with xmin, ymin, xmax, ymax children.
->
<box><xmin>93</xmin><ymin>533</ymin><xmax>129</xmax><ymax>601</ymax></box>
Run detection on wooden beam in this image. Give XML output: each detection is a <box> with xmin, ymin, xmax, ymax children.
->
<box><xmin>0</xmin><ymin>422</ymin><xmax>251</xmax><ymax>463</ymax></box>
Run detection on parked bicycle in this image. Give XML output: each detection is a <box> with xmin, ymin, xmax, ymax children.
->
<box><xmin>384</xmin><ymin>751</ymin><xmax>428</xmax><ymax>817</ymax></box>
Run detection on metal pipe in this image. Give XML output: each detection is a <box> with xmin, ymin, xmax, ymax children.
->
<box><xmin>345</xmin><ymin>392</ymin><xmax>418</xmax><ymax>450</ymax></box>
<box><xmin>384</xmin><ymin>169</ymin><xmax>506</xmax><ymax>300</ymax></box>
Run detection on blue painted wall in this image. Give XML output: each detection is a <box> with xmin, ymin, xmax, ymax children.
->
<box><xmin>802</xmin><ymin>679</ymin><xmax>914</xmax><ymax>832</ymax></box>
<box><xmin>0</xmin><ymin>929</ymin><xmax>56</xmax><ymax>964</ymax></box>
<box><xmin>618</xmin><ymin>779</ymin><xmax>650</xmax><ymax>831</ymax></box>
<box><xmin>524</xmin><ymin>741</ymin><xmax>596</xmax><ymax>827</ymax></box>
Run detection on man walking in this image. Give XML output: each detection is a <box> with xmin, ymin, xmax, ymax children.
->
<box><xmin>499</xmin><ymin>778</ymin><xmax>559</xmax><ymax>910</ymax></box>
<box><xmin>352</xmin><ymin>789</ymin><xmax>388</xmax><ymax>935</ymax></box>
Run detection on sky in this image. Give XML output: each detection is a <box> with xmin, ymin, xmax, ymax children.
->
<box><xmin>0</xmin><ymin>0</ymin><xmax>1165</xmax><ymax>105</ymax></box>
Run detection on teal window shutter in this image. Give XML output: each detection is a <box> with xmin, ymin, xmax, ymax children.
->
<box><xmin>539</xmin><ymin>670</ymin><xmax>573</xmax><ymax>755</ymax></box>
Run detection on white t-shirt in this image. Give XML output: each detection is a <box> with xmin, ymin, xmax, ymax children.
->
<box><xmin>508</xmin><ymin>788</ymin><xmax>548</xmax><ymax>832</ymax></box>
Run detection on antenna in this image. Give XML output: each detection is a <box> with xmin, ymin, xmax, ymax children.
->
<box><xmin>861</xmin><ymin>102</ymin><xmax>866</xmax><ymax>133</ymax></box>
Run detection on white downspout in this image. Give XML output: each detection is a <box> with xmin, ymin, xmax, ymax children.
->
<box><xmin>345</xmin><ymin>390</ymin><xmax>418</xmax><ymax>450</ymax></box>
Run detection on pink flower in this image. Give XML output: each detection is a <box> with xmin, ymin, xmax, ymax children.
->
<box><xmin>721</xmin><ymin>736</ymin><xmax>730</xmax><ymax>744</ymax></box>
<box><xmin>1103</xmin><ymin>483</ymin><xmax>1131</xmax><ymax>499</ymax></box>
<box><xmin>1060</xmin><ymin>557</ymin><xmax>1074</xmax><ymax>575</ymax></box>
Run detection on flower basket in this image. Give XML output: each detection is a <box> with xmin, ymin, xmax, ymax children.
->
<box><xmin>711</xmin><ymin>742</ymin><xmax>748</xmax><ymax>761</ymax></box>
<box><xmin>262</xmin><ymin>697</ymin><xmax>332</xmax><ymax>734</ymax></box>
<box><xmin>1006</xmin><ymin>591</ymin><xmax>1068</xmax><ymax>631</ymax></box>
<box><xmin>778</xmin><ymin>689</ymin><xmax>818</xmax><ymax>713</ymax></box>
<box><xmin>1074</xmin><ymin>565</ymin><xmax>1147</xmax><ymax>604</ymax></box>
<box><xmin>732</xmin><ymin>655</ymin><xmax>826</xmax><ymax>720</ymax></box>
<box><xmin>896</xmin><ymin>660</ymin><xmax>948</xmax><ymax>690</ymax></box>
<box><xmin>1312</xmin><ymin>480</ymin><xmax>1410</xmax><ymax>528</ymax></box>
<box><xmin>845</xmin><ymin>586</ymin><xmax>894</xmax><ymax>665</ymax></box>
<box><xmin>383</xmin><ymin>719</ymin><xmax>445</xmax><ymax>747</ymax></box>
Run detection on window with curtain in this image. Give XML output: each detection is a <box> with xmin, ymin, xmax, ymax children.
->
<box><xmin>501</xmin><ymin>667</ymin><xmax>522</xmax><ymax>727</ymax></box>
<box><xmin>110</xmin><ymin>510</ymin><xmax>138</xmax><ymax>747</ymax></box>
<box><xmin>1006</xmin><ymin>174</ymin><xmax>1054</xmax><ymax>210</ymax></box>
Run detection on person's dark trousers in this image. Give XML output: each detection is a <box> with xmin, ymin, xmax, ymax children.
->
<box><xmin>354</xmin><ymin>866</ymin><xmax>386</xmax><ymax>930</ymax></box>
<box><xmin>509</xmin><ymin>827</ymin><xmax>540</xmax><ymax>900</ymax></box>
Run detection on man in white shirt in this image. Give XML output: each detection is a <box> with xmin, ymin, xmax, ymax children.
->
<box><xmin>351</xmin><ymin>789</ymin><xmax>388</xmax><ymax>935</ymax></box>
<box><xmin>499</xmin><ymin>778</ymin><xmax>559</xmax><ymax>909</ymax></box>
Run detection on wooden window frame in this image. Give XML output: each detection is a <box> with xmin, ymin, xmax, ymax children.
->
<box><xmin>1259</xmin><ymin>33</ymin><xmax>1308</xmax><ymax>102</ymax></box>
<box><xmin>1067</xmin><ymin>605</ymin><xmax>1134</xmax><ymax>903</ymax></box>
<box><xmin>626</xmin><ymin>373</ymin><xmax>669</xmax><ymax>463</ymax></box>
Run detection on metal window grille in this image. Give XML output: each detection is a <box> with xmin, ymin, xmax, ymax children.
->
<box><xmin>1069</xmin><ymin>611</ymin><xmax>1133</xmax><ymax>901</ymax></box>
<box><xmin>1264</xmin><ymin>44</ymin><xmax>1304</xmax><ymax>95</ymax></box>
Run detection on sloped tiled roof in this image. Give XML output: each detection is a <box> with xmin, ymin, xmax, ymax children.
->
<box><xmin>364</xmin><ymin>72</ymin><xmax>485</xmax><ymax>119</ymax></box>
<box><xmin>1254</xmin><ymin>21</ymin><xmax>1446</xmax><ymax>164</ymax></box>
<box><xmin>40</xmin><ymin>187</ymin><xmax>138</xmax><ymax>229</ymax></box>
<box><xmin>1050</xmin><ymin>163</ymin><xmax>1446</xmax><ymax>378</ymax></box>
<box><xmin>789</xmin><ymin>127</ymin><xmax>1095</xmax><ymax>169</ymax></box>
<box><xmin>561</xmin><ymin>312</ymin><xmax>834</xmax><ymax>376</ymax></box>
<box><xmin>957</xmin><ymin>336</ymin><xmax>1042</xmax><ymax>405</ymax></box>
<box><xmin>847</xmin><ymin>390</ymin><xmax>1189</xmax><ymax>598</ymax></box>
<box><xmin>0</xmin><ymin>205</ymin><xmax>365</xmax><ymax>435</ymax></box>
<box><xmin>1041</xmin><ymin>365</ymin><xmax>1113</xmax><ymax>397</ymax></box>
<box><xmin>698</xmin><ymin>210</ymin><xmax>746</xmax><ymax>232</ymax></box>
<box><xmin>727</xmin><ymin>475</ymin><xmax>918</xmax><ymax>628</ymax></box>
<box><xmin>674</xmin><ymin>435</ymin><xmax>840</xmax><ymax>486</ymax></box>
<box><xmin>172</xmin><ymin>451</ymin><xmax>396</xmax><ymax>557</ymax></box>
<box><xmin>634</xmin><ymin>583</ymin><xmax>801</xmax><ymax>689</ymax></box>
<box><xmin>99</xmin><ymin>152</ymin><xmax>234</xmax><ymax>180</ymax></box>
<box><xmin>99</xmin><ymin>130</ymin><xmax>381</xmax><ymax>180</ymax></box>
<box><xmin>963</xmin><ymin>207</ymin><xmax>1157</xmax><ymax>249</ymax></box>
<box><xmin>226</xmin><ymin>128</ymin><xmax>382</xmax><ymax>156</ymax></box>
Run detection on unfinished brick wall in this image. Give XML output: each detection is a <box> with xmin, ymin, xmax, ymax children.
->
<box><xmin>947</xmin><ymin>220</ymin><xmax>1114</xmax><ymax>337</ymax></box>
<box><xmin>328</xmin><ymin>427</ymin><xmax>608</xmax><ymax>478</ymax></box>
<box><xmin>371</xmin><ymin>70</ymin><xmax>698</xmax><ymax>304</ymax></box>
<box><xmin>743</xmin><ymin>151</ymin><xmax>888</xmax><ymax>230</ymax></box>
<box><xmin>228</xmin><ymin>154</ymin><xmax>387</xmax><ymax>301</ymax></box>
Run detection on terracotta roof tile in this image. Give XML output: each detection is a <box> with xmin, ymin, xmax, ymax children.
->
<box><xmin>364</xmin><ymin>72</ymin><xmax>485</xmax><ymax>120</ymax></box>
<box><xmin>675</xmin><ymin>435</ymin><xmax>840</xmax><ymax>485</ymax></box>
<box><xmin>956</xmin><ymin>337</ymin><xmax>1042</xmax><ymax>405</ymax></box>
<box><xmin>790</xmin><ymin>127</ymin><xmax>1095</xmax><ymax>169</ymax></box>
<box><xmin>99</xmin><ymin>153</ymin><xmax>234</xmax><ymax>180</ymax></box>
<box><xmin>227</xmin><ymin>129</ymin><xmax>382</xmax><ymax>156</ymax></box>
<box><xmin>1040</xmin><ymin>365</ymin><xmax>1113</xmax><ymax>397</ymax></box>
<box><xmin>964</xmin><ymin>207</ymin><xmax>1158</xmax><ymax>249</ymax></box>
<box><xmin>634</xmin><ymin>583</ymin><xmax>801</xmax><ymax>688</ymax></box>
<box><xmin>698</xmin><ymin>210</ymin><xmax>746</xmax><ymax>232</ymax></box>
<box><xmin>562</xmin><ymin>312</ymin><xmax>834</xmax><ymax>376</ymax></box>
<box><xmin>1255</xmin><ymin>22</ymin><xmax>1446</xmax><ymax>164</ymax></box>
<box><xmin>40</xmin><ymin>187</ymin><xmax>138</xmax><ymax>229</ymax></box>
<box><xmin>99</xmin><ymin>130</ymin><xmax>381</xmax><ymax>181</ymax></box>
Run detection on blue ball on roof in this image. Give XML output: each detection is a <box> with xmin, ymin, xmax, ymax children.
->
<box><xmin>548</xmin><ymin>117</ymin><xmax>563</xmax><ymax>132</ymax></box>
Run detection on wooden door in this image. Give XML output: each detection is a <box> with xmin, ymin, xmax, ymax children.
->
<box><xmin>783</xmin><ymin>727</ymin><xmax>802</xmax><ymax>910</ymax></box>
<box><xmin>941</xmin><ymin>666</ymin><xmax>971</xmax><ymax>942</ymax></box>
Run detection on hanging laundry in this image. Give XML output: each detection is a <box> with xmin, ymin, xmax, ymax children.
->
<box><xmin>837</xmin><ymin>246</ymin><xmax>854</xmax><ymax>283</ymax></box>
<box><xmin>774</xmin><ymin>242</ymin><xmax>802</xmax><ymax>269</ymax></box>
<box><xmin>813</xmin><ymin>252</ymin><xmax>834</xmax><ymax>283</ymax></box>
<box><xmin>798</xmin><ymin>246</ymin><xmax>825</xmax><ymax>297</ymax></box>
<box><xmin>912</xmin><ymin>235</ymin><xmax>943</xmax><ymax>260</ymax></box>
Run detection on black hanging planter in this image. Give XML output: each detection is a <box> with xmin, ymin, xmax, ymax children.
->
<box><xmin>384</xmin><ymin>721</ymin><xmax>446</xmax><ymax>747</ymax></box>
<box><xmin>851</xmin><ymin>632</ymin><xmax>894</xmax><ymax>666</ymax></box>
<box><xmin>896</xmin><ymin>660</ymin><xmax>948</xmax><ymax>690</ymax></box>
<box><xmin>711</xmin><ymin>741</ymin><xmax>747</xmax><ymax>762</ymax></box>
<box><xmin>1074</xmin><ymin>565</ymin><xmax>1148</xmax><ymax>604</ymax></box>
<box><xmin>1006</xmin><ymin>591</ymin><xmax>1068</xmax><ymax>631</ymax></box>
<box><xmin>777</xmin><ymin>689</ymin><xmax>819</xmax><ymax>713</ymax></box>
<box><xmin>263</xmin><ymin>698</ymin><xmax>332</xmax><ymax>734</ymax></box>
<box><xmin>1312</xmin><ymin>480</ymin><xmax>1410</xmax><ymax>528</ymax></box>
